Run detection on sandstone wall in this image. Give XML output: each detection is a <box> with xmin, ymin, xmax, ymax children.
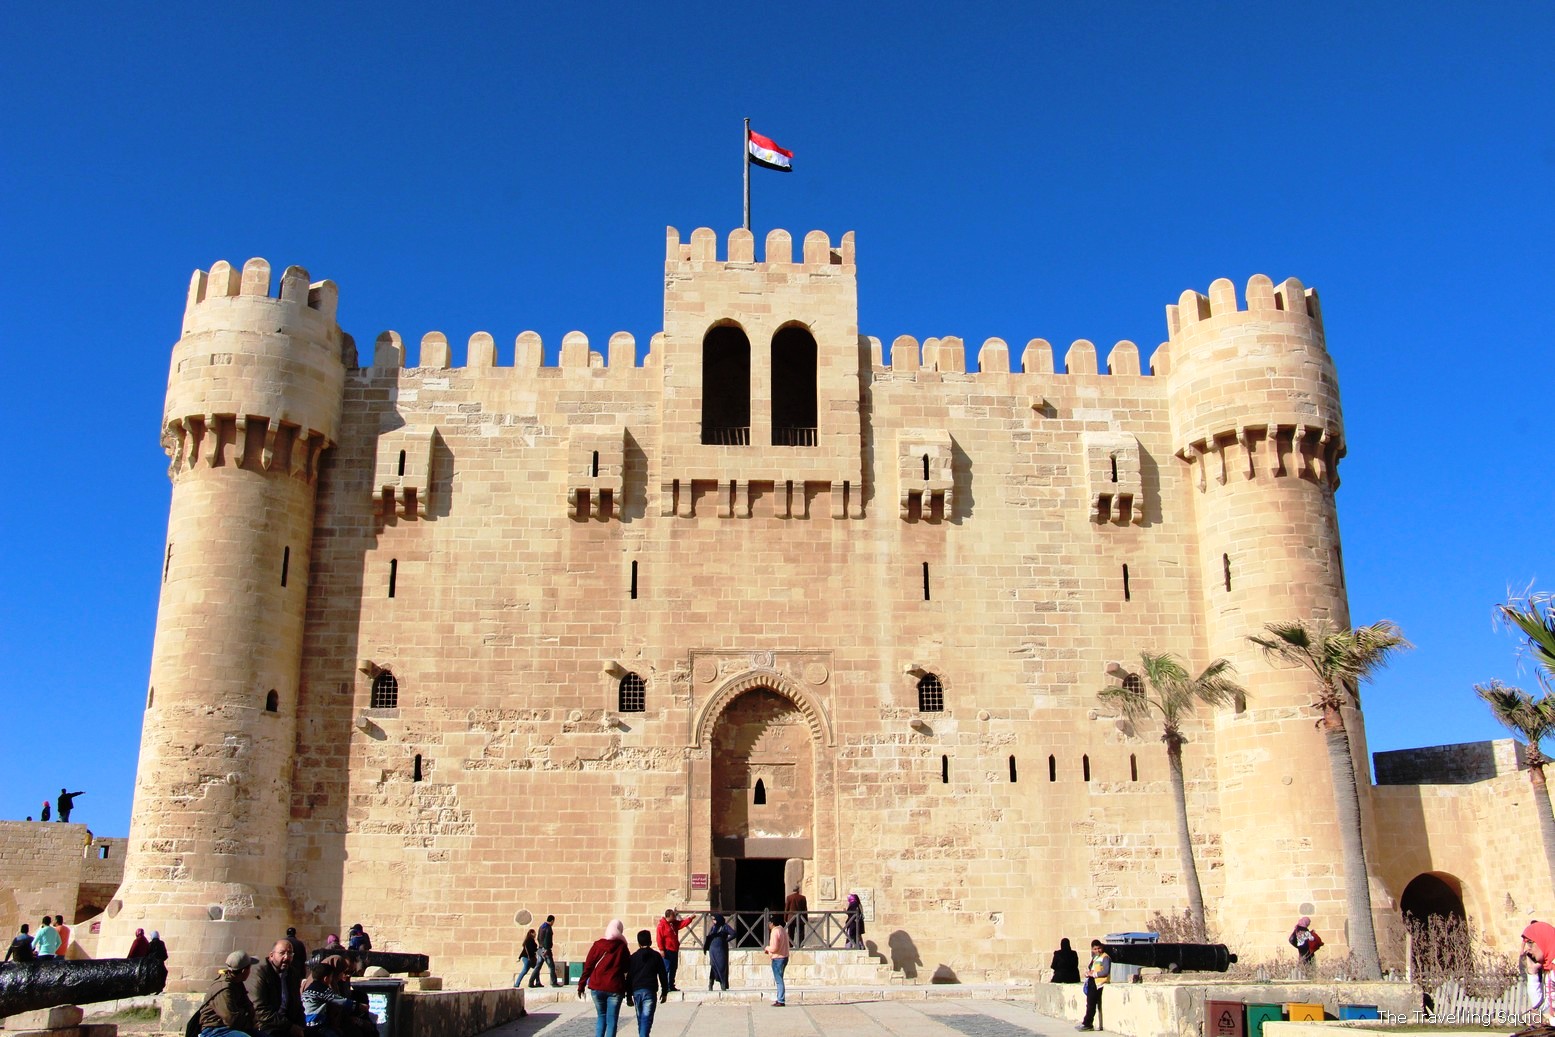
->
<box><xmin>0</xmin><ymin>822</ymin><xmax>122</xmax><ymax>944</ymax></box>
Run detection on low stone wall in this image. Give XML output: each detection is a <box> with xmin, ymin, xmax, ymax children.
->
<box><xmin>1032</xmin><ymin>979</ymin><xmax>1418</xmax><ymax>1037</ymax></box>
<box><xmin>400</xmin><ymin>987</ymin><xmax>524</xmax><ymax>1037</ymax></box>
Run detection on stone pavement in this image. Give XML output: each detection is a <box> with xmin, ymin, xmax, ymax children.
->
<box><xmin>485</xmin><ymin>994</ymin><xmax>1080</xmax><ymax>1037</ymax></box>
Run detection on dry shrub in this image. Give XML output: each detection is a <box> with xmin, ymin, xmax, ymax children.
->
<box><xmin>1407</xmin><ymin>912</ymin><xmax>1518</xmax><ymax>996</ymax></box>
<box><xmin>1145</xmin><ymin>908</ymin><xmax>1212</xmax><ymax>944</ymax></box>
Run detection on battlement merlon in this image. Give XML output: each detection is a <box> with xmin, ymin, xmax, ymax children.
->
<box><xmin>665</xmin><ymin>226</ymin><xmax>856</xmax><ymax>269</ymax></box>
<box><xmin>167</xmin><ymin>257</ymin><xmax>349</xmax><ymax>457</ymax></box>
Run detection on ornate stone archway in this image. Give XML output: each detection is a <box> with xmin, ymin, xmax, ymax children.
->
<box><xmin>684</xmin><ymin>666</ymin><xmax>838</xmax><ymax>912</ymax></box>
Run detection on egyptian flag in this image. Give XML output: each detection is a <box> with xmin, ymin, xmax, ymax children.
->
<box><xmin>748</xmin><ymin>130</ymin><xmax>793</xmax><ymax>172</ymax></box>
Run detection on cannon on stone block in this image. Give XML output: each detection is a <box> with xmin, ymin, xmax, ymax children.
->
<box><xmin>1103</xmin><ymin>942</ymin><xmax>1237</xmax><ymax>973</ymax></box>
<box><xmin>0</xmin><ymin>957</ymin><xmax>168</xmax><ymax>1018</ymax></box>
<box><xmin>344</xmin><ymin>950</ymin><xmax>429</xmax><ymax>975</ymax></box>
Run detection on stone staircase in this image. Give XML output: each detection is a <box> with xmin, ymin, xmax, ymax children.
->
<box><xmin>670</xmin><ymin>947</ymin><xmax>899</xmax><ymax>988</ymax></box>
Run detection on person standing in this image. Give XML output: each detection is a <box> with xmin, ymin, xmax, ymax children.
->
<box><xmin>57</xmin><ymin>789</ymin><xmax>83</xmax><ymax>822</ymax></box>
<box><xmin>54</xmin><ymin>916</ymin><xmax>71</xmax><ymax>958</ymax></box>
<box><xmin>283</xmin><ymin>927</ymin><xmax>306</xmax><ymax>1009</ymax></box>
<box><xmin>198</xmin><ymin>951</ymin><xmax>259</xmax><ymax>1037</ymax></box>
<box><xmin>5</xmin><ymin>923</ymin><xmax>35</xmax><ymax>963</ymax></box>
<box><xmin>1049</xmin><ymin>938</ymin><xmax>1081</xmax><ymax>983</ymax></box>
<box><xmin>346</xmin><ymin>924</ymin><xmax>371</xmax><ymax>952</ymax></box>
<box><xmin>764</xmin><ymin>918</ymin><xmax>790</xmax><ymax>1007</ymax></box>
<box><xmin>1289</xmin><ymin>916</ymin><xmax>1322</xmax><ymax>967</ymax></box>
<box><xmin>33</xmin><ymin>916</ymin><xmax>61</xmax><ymax>959</ymax></box>
<box><xmin>247</xmin><ymin>939</ymin><xmax>305</xmax><ymax>1037</ymax></box>
<box><xmin>844</xmin><ymin>894</ymin><xmax>865</xmax><ymax>950</ymax></box>
<box><xmin>40</xmin><ymin>800</ymin><xmax>51</xmax><ymax>822</ymax></box>
<box><xmin>654</xmin><ymin>909</ymin><xmax>694</xmax><ymax>993</ymax></box>
<box><xmin>128</xmin><ymin>928</ymin><xmax>150</xmax><ymax>957</ymax></box>
<box><xmin>147</xmin><ymin>930</ymin><xmax>169</xmax><ymax>965</ymax></box>
<box><xmin>1077</xmin><ymin>939</ymin><xmax>1110</xmax><ymax>1031</ymax></box>
<box><xmin>626</xmin><ymin>930</ymin><xmax>670</xmax><ymax>1037</ymax></box>
<box><xmin>705</xmin><ymin>914</ymin><xmax>734</xmax><ymax>991</ymax></box>
<box><xmin>537</xmin><ymin>915</ymin><xmax>562</xmax><ymax>987</ymax></box>
<box><xmin>577</xmin><ymin>920</ymin><xmax>630</xmax><ymax>1037</ymax></box>
<box><xmin>783</xmin><ymin>885</ymin><xmax>808</xmax><ymax>947</ymax></box>
<box><xmin>515</xmin><ymin>929</ymin><xmax>540</xmax><ymax>988</ymax></box>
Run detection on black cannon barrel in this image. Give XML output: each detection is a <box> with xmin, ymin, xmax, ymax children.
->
<box><xmin>1103</xmin><ymin>942</ymin><xmax>1237</xmax><ymax>973</ymax></box>
<box><xmin>0</xmin><ymin>957</ymin><xmax>168</xmax><ymax>1018</ymax></box>
<box><xmin>345</xmin><ymin>950</ymin><xmax>428</xmax><ymax>975</ymax></box>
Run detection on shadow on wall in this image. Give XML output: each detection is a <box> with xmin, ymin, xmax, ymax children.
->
<box><xmin>886</xmin><ymin>930</ymin><xmax>921</xmax><ymax>980</ymax></box>
<box><xmin>930</xmin><ymin>964</ymin><xmax>959</xmax><ymax>984</ymax></box>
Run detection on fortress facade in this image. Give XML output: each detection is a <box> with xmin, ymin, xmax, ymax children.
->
<box><xmin>91</xmin><ymin>226</ymin><xmax>1534</xmax><ymax>990</ymax></box>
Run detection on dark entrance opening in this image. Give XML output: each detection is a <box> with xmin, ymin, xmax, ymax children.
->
<box><xmin>1401</xmin><ymin>872</ymin><xmax>1469</xmax><ymax>981</ymax></box>
<box><xmin>733</xmin><ymin>858</ymin><xmax>786</xmax><ymax>947</ymax></box>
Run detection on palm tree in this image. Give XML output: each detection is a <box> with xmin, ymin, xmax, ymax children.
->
<box><xmin>1099</xmin><ymin>652</ymin><xmax>1246</xmax><ymax>941</ymax></box>
<box><xmin>1248</xmin><ymin>619</ymin><xmax>1410</xmax><ymax>980</ymax></box>
<box><xmin>1474</xmin><ymin>680</ymin><xmax>1555</xmax><ymax>885</ymax></box>
<box><xmin>1496</xmin><ymin>590</ymin><xmax>1555</xmax><ymax>690</ymax></box>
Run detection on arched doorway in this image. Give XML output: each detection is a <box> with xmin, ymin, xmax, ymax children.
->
<box><xmin>1400</xmin><ymin>872</ymin><xmax>1469</xmax><ymax>980</ymax></box>
<box><xmin>709</xmin><ymin>687</ymin><xmax>814</xmax><ymax>934</ymax></box>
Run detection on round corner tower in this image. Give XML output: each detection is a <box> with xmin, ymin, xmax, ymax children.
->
<box><xmin>1162</xmin><ymin>274</ymin><xmax>1369</xmax><ymax>958</ymax></box>
<box><xmin>103</xmin><ymin>258</ymin><xmax>345</xmax><ymax>987</ymax></box>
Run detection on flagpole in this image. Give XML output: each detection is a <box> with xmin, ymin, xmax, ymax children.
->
<box><xmin>743</xmin><ymin>117</ymin><xmax>751</xmax><ymax>231</ymax></box>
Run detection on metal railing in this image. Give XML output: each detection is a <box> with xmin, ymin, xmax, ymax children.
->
<box><xmin>676</xmin><ymin>910</ymin><xmax>860</xmax><ymax>951</ymax></box>
<box><xmin>701</xmin><ymin>426</ymin><xmax>751</xmax><ymax>446</ymax></box>
<box><xmin>772</xmin><ymin>426</ymin><xmax>818</xmax><ymax>447</ymax></box>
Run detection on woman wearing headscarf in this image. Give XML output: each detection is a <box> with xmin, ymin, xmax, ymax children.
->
<box><xmin>577</xmin><ymin>919</ymin><xmax>630</xmax><ymax>1037</ymax></box>
<box><xmin>1049</xmin><ymin>937</ymin><xmax>1080</xmax><ymax>983</ymax></box>
<box><xmin>705</xmin><ymin>914</ymin><xmax>734</xmax><ymax>991</ymax></box>
<box><xmin>127</xmin><ymin>928</ymin><xmax>150</xmax><ymax>958</ymax></box>
<box><xmin>146</xmin><ymin>930</ymin><xmax>169</xmax><ymax>964</ymax></box>
<box><xmin>1288</xmin><ymin>917</ymin><xmax>1322</xmax><ymax>966</ymax></box>
<box><xmin>1522</xmin><ymin>921</ymin><xmax>1555</xmax><ymax>1025</ymax></box>
<box><xmin>844</xmin><ymin>894</ymin><xmax>866</xmax><ymax>950</ymax></box>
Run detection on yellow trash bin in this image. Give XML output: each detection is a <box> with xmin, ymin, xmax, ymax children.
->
<box><xmin>1286</xmin><ymin>1002</ymin><xmax>1324</xmax><ymax>1022</ymax></box>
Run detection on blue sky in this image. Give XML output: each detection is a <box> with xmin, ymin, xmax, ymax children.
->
<box><xmin>2</xmin><ymin>2</ymin><xmax>1550</xmax><ymax>834</ymax></box>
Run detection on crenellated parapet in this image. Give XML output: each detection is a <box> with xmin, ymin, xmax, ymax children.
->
<box><xmin>1163</xmin><ymin>274</ymin><xmax>1344</xmax><ymax>491</ymax></box>
<box><xmin>369</xmin><ymin>329</ymin><xmax>656</xmax><ymax>372</ymax></box>
<box><xmin>165</xmin><ymin>258</ymin><xmax>347</xmax><ymax>485</ymax></box>
<box><xmin>665</xmin><ymin>227</ymin><xmax>855</xmax><ymax>269</ymax></box>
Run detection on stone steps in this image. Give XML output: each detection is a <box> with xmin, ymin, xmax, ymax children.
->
<box><xmin>668</xmin><ymin>948</ymin><xmax>897</xmax><ymax>987</ymax></box>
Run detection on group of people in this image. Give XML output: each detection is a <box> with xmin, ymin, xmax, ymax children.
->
<box><xmin>4</xmin><ymin>915</ymin><xmax>85</xmax><ymax>963</ymax></box>
<box><xmin>24</xmin><ymin>789</ymin><xmax>84</xmax><ymax>823</ymax></box>
<box><xmin>193</xmin><ymin>924</ymin><xmax>375</xmax><ymax>1037</ymax></box>
<box><xmin>1046</xmin><ymin>938</ymin><xmax>1111</xmax><ymax>1031</ymax></box>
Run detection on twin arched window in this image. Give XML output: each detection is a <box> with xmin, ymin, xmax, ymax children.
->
<box><xmin>701</xmin><ymin>323</ymin><xmax>816</xmax><ymax>446</ymax></box>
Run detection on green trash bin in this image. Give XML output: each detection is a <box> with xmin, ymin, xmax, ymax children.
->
<box><xmin>567</xmin><ymin>960</ymin><xmax>584</xmax><ymax>982</ymax></box>
<box><xmin>1246</xmin><ymin>1003</ymin><xmax>1282</xmax><ymax>1037</ymax></box>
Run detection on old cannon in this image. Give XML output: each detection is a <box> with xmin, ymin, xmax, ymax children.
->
<box><xmin>1103</xmin><ymin>942</ymin><xmax>1237</xmax><ymax>973</ymax></box>
<box><xmin>0</xmin><ymin>957</ymin><xmax>167</xmax><ymax>1018</ymax></box>
<box><xmin>345</xmin><ymin>950</ymin><xmax>429</xmax><ymax>975</ymax></box>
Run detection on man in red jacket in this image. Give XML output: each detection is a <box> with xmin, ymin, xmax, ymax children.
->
<box><xmin>654</xmin><ymin>909</ymin><xmax>695</xmax><ymax>993</ymax></box>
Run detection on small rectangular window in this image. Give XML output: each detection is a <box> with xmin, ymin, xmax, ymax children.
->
<box><xmin>941</xmin><ymin>754</ymin><xmax>949</xmax><ymax>784</ymax></box>
<box><xmin>630</xmin><ymin>560</ymin><xmax>638</xmax><ymax>600</ymax></box>
<box><xmin>388</xmin><ymin>559</ymin><xmax>398</xmax><ymax>599</ymax></box>
<box><xmin>922</xmin><ymin>562</ymin><xmax>931</xmax><ymax>601</ymax></box>
<box><xmin>163</xmin><ymin>543</ymin><xmax>172</xmax><ymax>583</ymax></box>
<box><xmin>1122</xmin><ymin>564</ymin><xmax>1130</xmax><ymax>601</ymax></box>
<box><xmin>281</xmin><ymin>546</ymin><xmax>290</xmax><ymax>588</ymax></box>
<box><xmin>1223</xmin><ymin>553</ymin><xmax>1232</xmax><ymax>592</ymax></box>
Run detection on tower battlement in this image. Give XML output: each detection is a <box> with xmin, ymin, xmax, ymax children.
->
<box><xmin>184</xmin><ymin>257</ymin><xmax>339</xmax><ymax>328</ymax></box>
<box><xmin>665</xmin><ymin>226</ymin><xmax>855</xmax><ymax>268</ymax></box>
<box><xmin>1165</xmin><ymin>273</ymin><xmax>1323</xmax><ymax>343</ymax></box>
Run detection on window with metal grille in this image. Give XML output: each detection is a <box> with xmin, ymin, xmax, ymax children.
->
<box><xmin>619</xmin><ymin>672</ymin><xmax>646</xmax><ymax>713</ymax></box>
<box><xmin>371</xmin><ymin>672</ymin><xmax>399</xmax><ymax>709</ymax></box>
<box><xmin>917</xmin><ymin>674</ymin><xmax>944</xmax><ymax>713</ymax></box>
<box><xmin>1123</xmin><ymin>673</ymin><xmax>1144</xmax><ymax>695</ymax></box>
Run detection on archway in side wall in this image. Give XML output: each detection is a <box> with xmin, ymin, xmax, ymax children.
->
<box><xmin>1400</xmin><ymin>872</ymin><xmax>1468</xmax><ymax>980</ymax></box>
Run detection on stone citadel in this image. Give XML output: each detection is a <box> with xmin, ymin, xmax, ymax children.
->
<box><xmin>65</xmin><ymin>226</ymin><xmax>1540</xmax><ymax>989</ymax></box>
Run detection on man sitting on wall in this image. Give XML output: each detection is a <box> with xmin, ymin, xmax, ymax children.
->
<box><xmin>246</xmin><ymin>940</ymin><xmax>304</xmax><ymax>1037</ymax></box>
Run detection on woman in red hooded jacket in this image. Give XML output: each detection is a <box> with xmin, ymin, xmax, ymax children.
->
<box><xmin>1522</xmin><ymin>921</ymin><xmax>1555</xmax><ymax>1025</ymax></box>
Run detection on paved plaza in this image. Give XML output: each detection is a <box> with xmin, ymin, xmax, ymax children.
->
<box><xmin>487</xmin><ymin>996</ymin><xmax>1079</xmax><ymax>1037</ymax></box>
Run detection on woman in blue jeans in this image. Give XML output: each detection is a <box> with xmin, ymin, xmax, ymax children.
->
<box><xmin>764</xmin><ymin>920</ymin><xmax>791</xmax><ymax>1006</ymax></box>
<box><xmin>514</xmin><ymin>929</ymin><xmax>539</xmax><ymax>988</ymax></box>
<box><xmin>577</xmin><ymin>919</ymin><xmax>631</xmax><ymax>1037</ymax></box>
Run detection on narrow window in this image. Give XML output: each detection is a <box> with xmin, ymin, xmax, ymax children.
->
<box><xmin>388</xmin><ymin>559</ymin><xmax>398</xmax><ymax>599</ymax></box>
<box><xmin>630</xmin><ymin>560</ymin><xmax>638</xmax><ymax>600</ymax></box>
<box><xmin>702</xmin><ymin>324</ymin><xmax>752</xmax><ymax>445</ymax></box>
<box><xmin>98</xmin><ymin>845</ymin><xmax>109</xmax><ymax>859</ymax></box>
<box><xmin>1333</xmin><ymin>545</ymin><xmax>1345</xmax><ymax>588</ymax></box>
<box><xmin>1009</xmin><ymin>755</ymin><xmax>1018</xmax><ymax>783</ymax></box>
<box><xmin>281</xmin><ymin>546</ymin><xmax>290</xmax><ymax>588</ymax></box>
<box><xmin>147</xmin><ymin>687</ymin><xmax>154</xmax><ymax>709</ymax></box>
<box><xmin>163</xmin><ymin>543</ymin><xmax>172</xmax><ymax>583</ymax></box>
<box><xmin>371</xmin><ymin>672</ymin><xmax>399</xmax><ymax>709</ymax></box>
<box><xmin>619</xmin><ymin>673</ymin><xmax>646</xmax><ymax>713</ymax></box>
<box><xmin>412</xmin><ymin>754</ymin><xmax>422</xmax><ymax>782</ymax></box>
<box><xmin>397</xmin><ymin>449</ymin><xmax>407</xmax><ymax>476</ymax></box>
<box><xmin>917</xmin><ymin>674</ymin><xmax>944</xmax><ymax>713</ymax></box>
<box><xmin>265</xmin><ymin>689</ymin><xmax>279</xmax><ymax>713</ymax></box>
<box><xmin>941</xmin><ymin>754</ymin><xmax>949</xmax><ymax>784</ymax></box>
<box><xmin>1122</xmin><ymin>564</ymin><xmax>1131</xmax><ymax>601</ymax></box>
<box><xmin>591</xmin><ymin>450</ymin><xmax>600</xmax><ymax>478</ymax></box>
<box><xmin>922</xmin><ymin>562</ymin><xmax>931</xmax><ymax>601</ymax></box>
<box><xmin>1130</xmin><ymin>754</ymin><xmax>1138</xmax><ymax>781</ymax></box>
<box><xmin>1048</xmin><ymin>755</ymin><xmax>1057</xmax><ymax>782</ymax></box>
<box><xmin>1223</xmin><ymin>553</ymin><xmax>1232</xmax><ymax>592</ymax></box>
<box><xmin>753</xmin><ymin>778</ymin><xmax>766</xmax><ymax>805</ymax></box>
<box><xmin>922</xmin><ymin>454</ymin><xmax>930</xmax><ymax>480</ymax></box>
<box><xmin>1082</xmin><ymin>755</ymin><xmax>1091</xmax><ymax>782</ymax></box>
<box><xmin>771</xmin><ymin>325</ymin><xmax>818</xmax><ymax>446</ymax></box>
<box><xmin>1110</xmin><ymin>455</ymin><xmax>1118</xmax><ymax>482</ymax></box>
